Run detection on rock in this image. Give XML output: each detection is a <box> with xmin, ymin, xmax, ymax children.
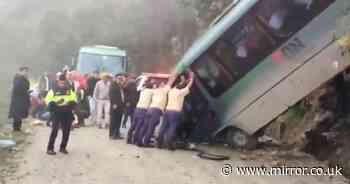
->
<box><xmin>314</xmin><ymin>111</ymin><xmax>333</xmax><ymax>123</ymax></box>
<box><xmin>0</xmin><ymin>140</ymin><xmax>16</xmax><ymax>149</ymax></box>
<box><xmin>258</xmin><ymin>135</ymin><xmax>281</xmax><ymax>145</ymax></box>
<box><xmin>239</xmin><ymin>154</ymin><xmax>249</xmax><ymax>161</ymax></box>
<box><xmin>270</xmin><ymin>160</ymin><xmax>283</xmax><ymax>167</ymax></box>
<box><xmin>24</xmin><ymin>129</ymin><xmax>33</xmax><ymax>135</ymax></box>
<box><xmin>10</xmin><ymin>147</ymin><xmax>20</xmax><ymax>152</ymax></box>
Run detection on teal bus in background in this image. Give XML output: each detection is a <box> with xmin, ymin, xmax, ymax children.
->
<box><xmin>77</xmin><ymin>45</ymin><xmax>128</xmax><ymax>75</ymax></box>
<box><xmin>176</xmin><ymin>0</ymin><xmax>350</xmax><ymax>148</ymax></box>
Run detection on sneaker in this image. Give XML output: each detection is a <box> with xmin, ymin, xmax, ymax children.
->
<box><xmin>59</xmin><ymin>149</ymin><xmax>69</xmax><ymax>154</ymax></box>
<box><xmin>47</xmin><ymin>150</ymin><xmax>56</xmax><ymax>155</ymax></box>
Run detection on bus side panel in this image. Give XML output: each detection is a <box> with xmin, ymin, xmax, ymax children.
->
<box><xmin>232</xmin><ymin>42</ymin><xmax>350</xmax><ymax>135</ymax></box>
<box><xmin>214</xmin><ymin>1</ymin><xmax>346</xmax><ymax>124</ymax></box>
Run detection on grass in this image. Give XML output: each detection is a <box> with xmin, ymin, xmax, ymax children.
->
<box><xmin>284</xmin><ymin>102</ymin><xmax>309</xmax><ymax>123</ymax></box>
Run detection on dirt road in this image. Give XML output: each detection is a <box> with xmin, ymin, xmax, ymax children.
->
<box><xmin>3</xmin><ymin>126</ymin><xmax>348</xmax><ymax>184</ymax></box>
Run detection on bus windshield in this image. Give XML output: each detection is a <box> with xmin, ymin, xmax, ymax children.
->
<box><xmin>191</xmin><ymin>0</ymin><xmax>335</xmax><ymax>97</ymax></box>
<box><xmin>77</xmin><ymin>53</ymin><xmax>125</xmax><ymax>75</ymax></box>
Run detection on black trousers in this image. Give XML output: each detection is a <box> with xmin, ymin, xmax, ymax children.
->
<box><xmin>122</xmin><ymin>107</ymin><xmax>135</xmax><ymax>127</ymax></box>
<box><xmin>110</xmin><ymin>108</ymin><xmax>124</xmax><ymax>138</ymax></box>
<box><xmin>47</xmin><ymin>112</ymin><xmax>73</xmax><ymax>151</ymax></box>
<box><xmin>13</xmin><ymin>117</ymin><xmax>22</xmax><ymax>131</ymax></box>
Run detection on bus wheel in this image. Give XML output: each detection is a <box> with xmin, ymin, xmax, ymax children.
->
<box><xmin>226</xmin><ymin>128</ymin><xmax>257</xmax><ymax>150</ymax></box>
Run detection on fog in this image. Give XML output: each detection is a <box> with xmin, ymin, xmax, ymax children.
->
<box><xmin>0</xmin><ymin>0</ymin><xmax>232</xmax><ymax>124</ymax></box>
<box><xmin>0</xmin><ymin>0</ymin><xmax>200</xmax><ymax>76</ymax></box>
<box><xmin>0</xmin><ymin>0</ymin><xmax>204</xmax><ymax>123</ymax></box>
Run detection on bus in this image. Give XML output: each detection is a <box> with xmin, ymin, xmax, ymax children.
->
<box><xmin>175</xmin><ymin>0</ymin><xmax>350</xmax><ymax>149</ymax></box>
<box><xmin>76</xmin><ymin>45</ymin><xmax>128</xmax><ymax>75</ymax></box>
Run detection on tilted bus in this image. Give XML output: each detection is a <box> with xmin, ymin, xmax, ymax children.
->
<box><xmin>175</xmin><ymin>0</ymin><xmax>350</xmax><ymax>148</ymax></box>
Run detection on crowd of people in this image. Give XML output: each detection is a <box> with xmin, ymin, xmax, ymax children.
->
<box><xmin>127</xmin><ymin>72</ymin><xmax>194</xmax><ymax>150</ymax></box>
<box><xmin>8</xmin><ymin>65</ymin><xmax>198</xmax><ymax>155</ymax></box>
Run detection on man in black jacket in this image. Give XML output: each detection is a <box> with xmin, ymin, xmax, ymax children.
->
<box><xmin>109</xmin><ymin>74</ymin><xmax>126</xmax><ymax>140</ymax></box>
<box><xmin>9</xmin><ymin>66</ymin><xmax>31</xmax><ymax>132</ymax></box>
<box><xmin>122</xmin><ymin>75</ymin><xmax>139</xmax><ymax>128</ymax></box>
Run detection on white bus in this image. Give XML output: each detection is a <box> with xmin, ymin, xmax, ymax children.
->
<box><xmin>175</xmin><ymin>0</ymin><xmax>350</xmax><ymax>148</ymax></box>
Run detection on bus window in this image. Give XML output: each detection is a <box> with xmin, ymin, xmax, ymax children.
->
<box><xmin>209</xmin><ymin>10</ymin><xmax>277</xmax><ymax>88</ymax></box>
<box><xmin>256</xmin><ymin>0</ymin><xmax>335</xmax><ymax>40</ymax></box>
<box><xmin>192</xmin><ymin>54</ymin><xmax>234</xmax><ymax>97</ymax></box>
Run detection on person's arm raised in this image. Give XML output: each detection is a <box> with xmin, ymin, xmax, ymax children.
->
<box><xmin>166</xmin><ymin>72</ymin><xmax>178</xmax><ymax>87</ymax></box>
<box><xmin>185</xmin><ymin>71</ymin><xmax>194</xmax><ymax>90</ymax></box>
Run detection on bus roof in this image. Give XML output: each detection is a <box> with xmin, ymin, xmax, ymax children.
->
<box><xmin>79</xmin><ymin>45</ymin><xmax>127</xmax><ymax>57</ymax></box>
<box><xmin>175</xmin><ymin>0</ymin><xmax>258</xmax><ymax>74</ymax></box>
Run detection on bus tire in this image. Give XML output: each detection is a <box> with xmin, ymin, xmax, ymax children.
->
<box><xmin>226</xmin><ymin>128</ymin><xmax>257</xmax><ymax>150</ymax></box>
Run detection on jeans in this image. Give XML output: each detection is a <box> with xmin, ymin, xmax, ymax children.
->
<box><xmin>157</xmin><ymin>111</ymin><xmax>182</xmax><ymax>147</ymax></box>
<box><xmin>127</xmin><ymin>108</ymin><xmax>146</xmax><ymax>144</ymax></box>
<box><xmin>143</xmin><ymin>108</ymin><xmax>162</xmax><ymax>145</ymax></box>
<box><xmin>122</xmin><ymin>107</ymin><xmax>135</xmax><ymax>127</ymax></box>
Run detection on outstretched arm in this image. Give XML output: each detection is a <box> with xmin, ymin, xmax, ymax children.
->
<box><xmin>166</xmin><ymin>72</ymin><xmax>178</xmax><ymax>87</ymax></box>
<box><xmin>185</xmin><ymin>71</ymin><xmax>194</xmax><ymax>90</ymax></box>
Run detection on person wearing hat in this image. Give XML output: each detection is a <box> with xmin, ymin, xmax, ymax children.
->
<box><xmin>9</xmin><ymin>66</ymin><xmax>31</xmax><ymax>131</ymax></box>
<box><xmin>93</xmin><ymin>73</ymin><xmax>112</xmax><ymax>129</ymax></box>
<box><xmin>122</xmin><ymin>74</ymin><xmax>139</xmax><ymax>128</ymax></box>
<box><xmin>109</xmin><ymin>73</ymin><xmax>126</xmax><ymax>139</ymax></box>
<box><xmin>45</xmin><ymin>73</ymin><xmax>77</xmax><ymax>155</ymax></box>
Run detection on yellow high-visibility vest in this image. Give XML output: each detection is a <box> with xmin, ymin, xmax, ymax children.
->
<box><xmin>45</xmin><ymin>89</ymin><xmax>77</xmax><ymax>106</ymax></box>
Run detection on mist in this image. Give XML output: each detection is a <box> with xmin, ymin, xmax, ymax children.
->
<box><xmin>0</xmin><ymin>0</ymin><xmax>200</xmax><ymax>75</ymax></box>
<box><xmin>0</xmin><ymin>0</ymin><xmax>232</xmax><ymax>123</ymax></box>
<box><xmin>0</xmin><ymin>0</ymin><xmax>203</xmax><ymax>123</ymax></box>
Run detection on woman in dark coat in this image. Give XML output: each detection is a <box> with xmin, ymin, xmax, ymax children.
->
<box><xmin>9</xmin><ymin>67</ymin><xmax>31</xmax><ymax>131</ymax></box>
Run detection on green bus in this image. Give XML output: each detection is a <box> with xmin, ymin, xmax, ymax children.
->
<box><xmin>176</xmin><ymin>0</ymin><xmax>350</xmax><ymax>148</ymax></box>
<box><xmin>76</xmin><ymin>45</ymin><xmax>128</xmax><ymax>75</ymax></box>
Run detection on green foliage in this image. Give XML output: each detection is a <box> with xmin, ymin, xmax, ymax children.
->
<box><xmin>285</xmin><ymin>102</ymin><xmax>310</xmax><ymax>123</ymax></box>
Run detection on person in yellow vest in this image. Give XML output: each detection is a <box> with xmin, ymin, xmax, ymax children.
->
<box><xmin>45</xmin><ymin>73</ymin><xmax>78</xmax><ymax>155</ymax></box>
